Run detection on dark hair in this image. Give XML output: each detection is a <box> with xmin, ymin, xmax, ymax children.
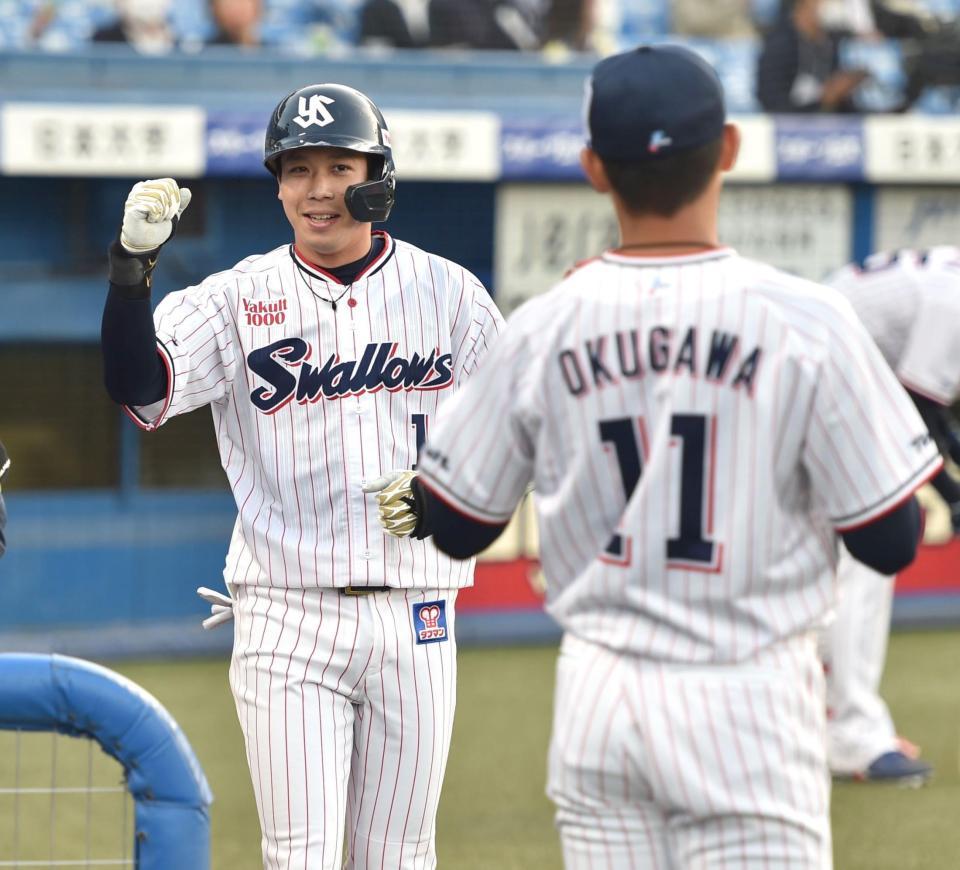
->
<box><xmin>600</xmin><ymin>136</ymin><xmax>724</xmax><ymax>218</ymax></box>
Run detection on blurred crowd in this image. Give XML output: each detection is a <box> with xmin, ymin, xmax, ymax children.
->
<box><xmin>3</xmin><ymin>0</ymin><xmax>959</xmax><ymax>111</ymax></box>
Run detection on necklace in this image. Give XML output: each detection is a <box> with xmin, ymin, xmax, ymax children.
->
<box><xmin>313</xmin><ymin>281</ymin><xmax>352</xmax><ymax>312</ymax></box>
<box><xmin>614</xmin><ymin>241</ymin><xmax>720</xmax><ymax>253</ymax></box>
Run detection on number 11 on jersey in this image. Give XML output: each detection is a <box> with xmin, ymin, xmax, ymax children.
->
<box><xmin>600</xmin><ymin>413</ymin><xmax>722</xmax><ymax>572</ymax></box>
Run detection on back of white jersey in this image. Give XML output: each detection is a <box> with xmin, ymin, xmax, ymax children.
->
<box><xmin>827</xmin><ymin>246</ymin><xmax>960</xmax><ymax>404</ymax></box>
<box><xmin>419</xmin><ymin>249</ymin><xmax>940</xmax><ymax>663</ymax></box>
<box><xmin>127</xmin><ymin>234</ymin><xmax>504</xmax><ymax>590</ymax></box>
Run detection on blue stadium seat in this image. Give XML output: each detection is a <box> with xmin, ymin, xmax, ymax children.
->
<box><xmin>913</xmin><ymin>86</ymin><xmax>960</xmax><ymax>114</ymax></box>
<box><xmin>668</xmin><ymin>36</ymin><xmax>762</xmax><ymax>114</ymax></box>
<box><xmin>751</xmin><ymin>0</ymin><xmax>782</xmax><ymax>31</ymax></box>
<box><xmin>922</xmin><ymin>0</ymin><xmax>960</xmax><ymax>21</ymax></box>
<box><xmin>35</xmin><ymin>0</ymin><xmax>104</xmax><ymax>51</ymax></box>
<box><xmin>617</xmin><ymin>0</ymin><xmax>672</xmax><ymax>47</ymax></box>
<box><xmin>840</xmin><ymin>38</ymin><xmax>906</xmax><ymax>113</ymax></box>
<box><xmin>0</xmin><ymin>1</ymin><xmax>31</xmax><ymax>50</ymax></box>
<box><xmin>170</xmin><ymin>0</ymin><xmax>214</xmax><ymax>44</ymax></box>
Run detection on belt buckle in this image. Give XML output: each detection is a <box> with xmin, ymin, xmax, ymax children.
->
<box><xmin>343</xmin><ymin>585</ymin><xmax>377</xmax><ymax>596</ymax></box>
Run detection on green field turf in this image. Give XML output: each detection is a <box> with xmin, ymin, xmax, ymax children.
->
<box><xmin>8</xmin><ymin>629</ymin><xmax>955</xmax><ymax>869</ymax></box>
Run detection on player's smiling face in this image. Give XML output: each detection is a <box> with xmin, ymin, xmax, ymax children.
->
<box><xmin>277</xmin><ymin>147</ymin><xmax>373</xmax><ymax>268</ymax></box>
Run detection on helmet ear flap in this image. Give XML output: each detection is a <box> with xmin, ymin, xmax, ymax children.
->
<box><xmin>345</xmin><ymin>170</ymin><xmax>396</xmax><ymax>222</ymax></box>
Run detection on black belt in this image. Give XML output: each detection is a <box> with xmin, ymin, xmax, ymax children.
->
<box><xmin>340</xmin><ymin>586</ymin><xmax>392</xmax><ymax>596</ymax></box>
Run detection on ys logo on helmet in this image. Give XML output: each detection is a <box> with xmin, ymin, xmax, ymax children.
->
<box><xmin>294</xmin><ymin>94</ymin><xmax>336</xmax><ymax>129</ymax></box>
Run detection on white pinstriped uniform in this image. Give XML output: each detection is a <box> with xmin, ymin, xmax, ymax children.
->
<box><xmin>827</xmin><ymin>246</ymin><xmax>960</xmax><ymax>406</ymax></box>
<box><xmin>821</xmin><ymin>246</ymin><xmax>960</xmax><ymax>775</ymax></box>
<box><xmin>127</xmin><ymin>231</ymin><xmax>504</xmax><ymax>868</ymax></box>
<box><xmin>418</xmin><ymin>248</ymin><xmax>941</xmax><ymax>868</ymax></box>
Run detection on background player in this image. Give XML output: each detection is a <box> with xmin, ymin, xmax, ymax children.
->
<box><xmin>100</xmin><ymin>83</ymin><xmax>503</xmax><ymax>868</ymax></box>
<box><xmin>366</xmin><ymin>45</ymin><xmax>940</xmax><ymax>866</ymax></box>
<box><xmin>821</xmin><ymin>246</ymin><xmax>960</xmax><ymax>783</ymax></box>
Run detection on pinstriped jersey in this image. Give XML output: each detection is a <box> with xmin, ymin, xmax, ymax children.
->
<box><xmin>826</xmin><ymin>245</ymin><xmax>960</xmax><ymax>406</ymax></box>
<box><xmin>126</xmin><ymin>232</ymin><xmax>504</xmax><ymax>589</ymax></box>
<box><xmin>418</xmin><ymin>249</ymin><xmax>941</xmax><ymax>663</ymax></box>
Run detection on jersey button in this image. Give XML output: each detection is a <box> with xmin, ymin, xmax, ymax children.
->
<box><xmin>359</xmin><ymin>550</ymin><xmax>374</xmax><ymax>560</ymax></box>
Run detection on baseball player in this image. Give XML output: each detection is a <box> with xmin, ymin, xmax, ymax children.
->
<box><xmin>100</xmin><ymin>83</ymin><xmax>503</xmax><ymax>869</ymax></box>
<box><xmin>821</xmin><ymin>246</ymin><xmax>960</xmax><ymax>783</ymax></box>
<box><xmin>365</xmin><ymin>46</ymin><xmax>940</xmax><ymax>867</ymax></box>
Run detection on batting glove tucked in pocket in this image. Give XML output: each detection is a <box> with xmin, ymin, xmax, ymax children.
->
<box><xmin>196</xmin><ymin>586</ymin><xmax>234</xmax><ymax>630</ymax></box>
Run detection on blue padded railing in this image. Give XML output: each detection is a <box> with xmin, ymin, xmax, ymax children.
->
<box><xmin>0</xmin><ymin>653</ymin><xmax>212</xmax><ymax>869</ymax></box>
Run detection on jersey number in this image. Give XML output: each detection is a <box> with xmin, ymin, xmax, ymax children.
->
<box><xmin>411</xmin><ymin>413</ymin><xmax>428</xmax><ymax>469</ymax></box>
<box><xmin>599</xmin><ymin>414</ymin><xmax>720</xmax><ymax>570</ymax></box>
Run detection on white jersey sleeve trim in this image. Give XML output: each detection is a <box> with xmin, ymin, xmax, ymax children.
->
<box><xmin>121</xmin><ymin>338</ymin><xmax>176</xmax><ymax>432</ymax></box>
<box><xmin>897</xmin><ymin>374</ymin><xmax>952</xmax><ymax>407</ymax></box>
<box><xmin>418</xmin><ymin>472</ymin><xmax>514</xmax><ymax>525</ymax></box>
<box><xmin>833</xmin><ymin>453</ymin><xmax>943</xmax><ymax>531</ymax></box>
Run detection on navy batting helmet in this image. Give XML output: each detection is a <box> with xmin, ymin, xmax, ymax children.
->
<box><xmin>264</xmin><ymin>83</ymin><xmax>396</xmax><ymax>223</ymax></box>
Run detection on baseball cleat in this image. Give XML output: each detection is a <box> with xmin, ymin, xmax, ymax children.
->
<box><xmin>846</xmin><ymin>750</ymin><xmax>934</xmax><ymax>787</ymax></box>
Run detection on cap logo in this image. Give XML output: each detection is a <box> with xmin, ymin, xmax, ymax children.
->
<box><xmin>294</xmin><ymin>94</ymin><xmax>336</xmax><ymax>129</ymax></box>
<box><xmin>648</xmin><ymin>130</ymin><xmax>673</xmax><ymax>154</ymax></box>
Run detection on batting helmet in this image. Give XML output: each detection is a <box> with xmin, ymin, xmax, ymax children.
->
<box><xmin>264</xmin><ymin>83</ymin><xmax>396</xmax><ymax>223</ymax></box>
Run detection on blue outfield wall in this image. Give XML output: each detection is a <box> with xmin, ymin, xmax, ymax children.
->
<box><xmin>0</xmin><ymin>491</ymin><xmax>236</xmax><ymax>631</ymax></box>
<box><xmin>0</xmin><ymin>491</ymin><xmax>564</xmax><ymax>657</ymax></box>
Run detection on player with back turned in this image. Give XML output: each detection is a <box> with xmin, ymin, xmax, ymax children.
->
<box><xmin>365</xmin><ymin>46</ymin><xmax>940</xmax><ymax>866</ymax></box>
<box><xmin>100</xmin><ymin>84</ymin><xmax>503</xmax><ymax>868</ymax></box>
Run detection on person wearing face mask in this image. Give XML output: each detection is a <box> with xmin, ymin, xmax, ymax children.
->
<box><xmin>92</xmin><ymin>0</ymin><xmax>176</xmax><ymax>54</ymax></box>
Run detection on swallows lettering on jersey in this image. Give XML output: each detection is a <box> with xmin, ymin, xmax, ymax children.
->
<box><xmin>247</xmin><ymin>338</ymin><xmax>454</xmax><ymax>413</ymax></box>
<box><xmin>558</xmin><ymin>327</ymin><xmax>763</xmax><ymax>397</ymax></box>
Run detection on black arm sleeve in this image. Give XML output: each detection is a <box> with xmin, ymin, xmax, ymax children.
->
<box><xmin>101</xmin><ymin>237</ymin><xmax>169</xmax><ymax>406</ymax></box>
<box><xmin>413</xmin><ymin>478</ymin><xmax>509</xmax><ymax>559</ymax></box>
<box><xmin>840</xmin><ymin>496</ymin><xmax>923</xmax><ymax>576</ymax></box>
<box><xmin>101</xmin><ymin>284</ymin><xmax>168</xmax><ymax>406</ymax></box>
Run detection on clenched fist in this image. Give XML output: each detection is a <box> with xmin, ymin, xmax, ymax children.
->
<box><xmin>120</xmin><ymin>178</ymin><xmax>192</xmax><ymax>254</ymax></box>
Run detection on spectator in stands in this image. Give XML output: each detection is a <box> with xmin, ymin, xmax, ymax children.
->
<box><xmin>92</xmin><ymin>0</ymin><xmax>176</xmax><ymax>55</ymax></box>
<box><xmin>359</xmin><ymin>0</ymin><xmax>431</xmax><ymax>48</ymax></box>
<box><xmin>429</xmin><ymin>0</ymin><xmax>547</xmax><ymax>50</ymax></box>
<box><xmin>756</xmin><ymin>0</ymin><xmax>870</xmax><ymax>112</ymax></box>
<box><xmin>207</xmin><ymin>0</ymin><xmax>262</xmax><ymax>47</ymax></box>
<box><xmin>672</xmin><ymin>0</ymin><xmax>757</xmax><ymax>38</ymax></box>
<box><xmin>543</xmin><ymin>0</ymin><xmax>595</xmax><ymax>51</ymax></box>
<box><xmin>819</xmin><ymin>0</ymin><xmax>937</xmax><ymax>37</ymax></box>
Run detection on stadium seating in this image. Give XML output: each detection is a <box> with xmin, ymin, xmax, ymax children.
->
<box><xmin>1</xmin><ymin>0</ymin><xmax>957</xmax><ymax>113</ymax></box>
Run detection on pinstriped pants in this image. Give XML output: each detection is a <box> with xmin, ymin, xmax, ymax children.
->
<box><xmin>230</xmin><ymin>585</ymin><xmax>458</xmax><ymax>869</ymax></box>
<box><xmin>548</xmin><ymin>632</ymin><xmax>832</xmax><ymax>869</ymax></box>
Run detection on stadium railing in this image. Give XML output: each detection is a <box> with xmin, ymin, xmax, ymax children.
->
<box><xmin>0</xmin><ymin>653</ymin><xmax>212</xmax><ymax>869</ymax></box>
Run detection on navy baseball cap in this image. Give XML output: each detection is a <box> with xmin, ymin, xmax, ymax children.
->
<box><xmin>585</xmin><ymin>44</ymin><xmax>726</xmax><ymax>162</ymax></box>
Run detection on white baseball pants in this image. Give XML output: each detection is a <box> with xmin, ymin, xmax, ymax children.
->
<box><xmin>821</xmin><ymin>545</ymin><xmax>898</xmax><ymax>775</ymax></box>
<box><xmin>230</xmin><ymin>585</ymin><xmax>458</xmax><ymax>869</ymax></box>
<box><xmin>548</xmin><ymin>632</ymin><xmax>832</xmax><ymax>869</ymax></box>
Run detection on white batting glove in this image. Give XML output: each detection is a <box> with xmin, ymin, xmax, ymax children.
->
<box><xmin>362</xmin><ymin>470</ymin><xmax>420</xmax><ymax>537</ymax></box>
<box><xmin>197</xmin><ymin>586</ymin><xmax>234</xmax><ymax>630</ymax></box>
<box><xmin>120</xmin><ymin>178</ymin><xmax>192</xmax><ymax>254</ymax></box>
